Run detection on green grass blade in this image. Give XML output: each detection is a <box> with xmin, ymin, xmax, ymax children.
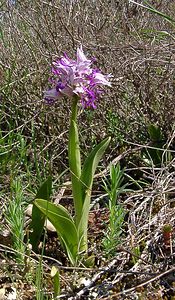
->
<box><xmin>144</xmin><ymin>1</ymin><xmax>175</xmax><ymax>24</ymax></box>
<box><xmin>130</xmin><ymin>0</ymin><xmax>175</xmax><ymax>26</ymax></box>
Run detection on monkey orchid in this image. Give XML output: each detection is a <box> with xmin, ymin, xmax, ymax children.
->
<box><xmin>44</xmin><ymin>45</ymin><xmax>111</xmax><ymax>108</ymax></box>
<box><xmin>34</xmin><ymin>46</ymin><xmax>111</xmax><ymax>265</ymax></box>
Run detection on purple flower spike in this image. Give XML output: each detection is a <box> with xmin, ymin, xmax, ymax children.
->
<box><xmin>44</xmin><ymin>46</ymin><xmax>111</xmax><ymax>108</ymax></box>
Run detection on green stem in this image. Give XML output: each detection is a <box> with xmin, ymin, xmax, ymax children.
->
<box><xmin>68</xmin><ymin>96</ymin><xmax>83</xmax><ymax>227</ymax></box>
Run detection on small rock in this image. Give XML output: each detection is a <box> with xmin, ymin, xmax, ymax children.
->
<box><xmin>25</xmin><ymin>204</ymin><xmax>56</xmax><ymax>232</ymax></box>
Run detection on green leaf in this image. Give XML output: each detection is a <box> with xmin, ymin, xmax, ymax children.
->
<box><xmin>51</xmin><ymin>266</ymin><xmax>60</xmax><ymax>297</ymax></box>
<box><xmin>148</xmin><ymin>124</ymin><xmax>163</xmax><ymax>142</ymax></box>
<box><xmin>30</xmin><ymin>176</ymin><xmax>52</xmax><ymax>251</ymax></box>
<box><xmin>34</xmin><ymin>199</ymin><xmax>79</xmax><ymax>265</ymax></box>
<box><xmin>78</xmin><ymin>137</ymin><xmax>111</xmax><ymax>249</ymax></box>
<box><xmin>81</xmin><ymin>137</ymin><xmax>111</xmax><ymax>201</ymax></box>
<box><xmin>141</xmin><ymin>124</ymin><xmax>166</xmax><ymax>166</ymax></box>
<box><xmin>35</xmin><ymin>176</ymin><xmax>52</xmax><ymax>200</ymax></box>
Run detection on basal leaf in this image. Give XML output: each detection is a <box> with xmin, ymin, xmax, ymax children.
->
<box><xmin>34</xmin><ymin>199</ymin><xmax>79</xmax><ymax>265</ymax></box>
<box><xmin>35</xmin><ymin>176</ymin><xmax>52</xmax><ymax>200</ymax></box>
<box><xmin>30</xmin><ymin>176</ymin><xmax>52</xmax><ymax>251</ymax></box>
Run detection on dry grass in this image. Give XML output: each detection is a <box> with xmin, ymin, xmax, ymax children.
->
<box><xmin>0</xmin><ymin>0</ymin><xmax>175</xmax><ymax>299</ymax></box>
<box><xmin>1</xmin><ymin>0</ymin><xmax>175</xmax><ymax>148</ymax></box>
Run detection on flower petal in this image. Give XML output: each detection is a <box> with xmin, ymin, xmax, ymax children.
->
<box><xmin>77</xmin><ymin>46</ymin><xmax>91</xmax><ymax>65</ymax></box>
<box><xmin>44</xmin><ymin>88</ymin><xmax>60</xmax><ymax>99</ymax></box>
<box><xmin>92</xmin><ymin>72</ymin><xmax>112</xmax><ymax>86</ymax></box>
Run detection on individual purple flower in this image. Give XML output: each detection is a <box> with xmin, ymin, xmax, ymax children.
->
<box><xmin>44</xmin><ymin>46</ymin><xmax>111</xmax><ymax>108</ymax></box>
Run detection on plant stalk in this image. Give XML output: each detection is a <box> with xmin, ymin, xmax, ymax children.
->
<box><xmin>68</xmin><ymin>96</ymin><xmax>83</xmax><ymax>227</ymax></box>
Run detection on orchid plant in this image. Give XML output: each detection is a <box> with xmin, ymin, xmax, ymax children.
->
<box><xmin>33</xmin><ymin>46</ymin><xmax>111</xmax><ymax>265</ymax></box>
